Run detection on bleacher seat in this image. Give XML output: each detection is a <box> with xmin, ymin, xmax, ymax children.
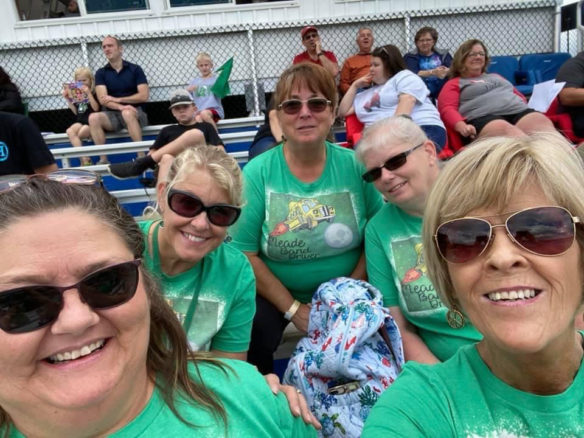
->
<box><xmin>488</xmin><ymin>56</ymin><xmax>519</xmax><ymax>84</ymax></box>
<box><xmin>518</xmin><ymin>52</ymin><xmax>571</xmax><ymax>95</ymax></box>
<box><xmin>488</xmin><ymin>55</ymin><xmax>534</xmax><ymax>96</ymax></box>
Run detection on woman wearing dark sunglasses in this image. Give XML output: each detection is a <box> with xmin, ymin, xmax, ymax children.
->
<box><xmin>338</xmin><ymin>44</ymin><xmax>446</xmax><ymax>152</ymax></box>
<box><xmin>140</xmin><ymin>145</ymin><xmax>255</xmax><ymax>362</ymax></box>
<box><xmin>358</xmin><ymin>116</ymin><xmax>481</xmax><ymax>365</ymax></box>
<box><xmin>230</xmin><ymin>63</ymin><xmax>383</xmax><ymax>374</ymax></box>
<box><xmin>363</xmin><ymin>133</ymin><xmax>584</xmax><ymax>436</ymax></box>
<box><xmin>0</xmin><ymin>177</ymin><xmax>317</xmax><ymax>437</ymax></box>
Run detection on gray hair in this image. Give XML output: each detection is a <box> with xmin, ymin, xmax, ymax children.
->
<box><xmin>356</xmin><ymin>115</ymin><xmax>428</xmax><ymax>164</ymax></box>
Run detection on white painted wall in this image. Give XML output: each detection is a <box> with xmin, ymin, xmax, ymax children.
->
<box><xmin>1</xmin><ymin>0</ymin><xmax>558</xmax><ymax>44</ymax></box>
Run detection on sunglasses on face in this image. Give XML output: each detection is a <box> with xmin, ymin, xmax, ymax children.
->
<box><xmin>278</xmin><ymin>98</ymin><xmax>332</xmax><ymax>115</ymax></box>
<box><xmin>0</xmin><ymin>260</ymin><xmax>141</xmax><ymax>334</ymax></box>
<box><xmin>434</xmin><ymin>206</ymin><xmax>581</xmax><ymax>264</ymax></box>
<box><xmin>362</xmin><ymin>143</ymin><xmax>423</xmax><ymax>183</ymax></box>
<box><xmin>0</xmin><ymin>169</ymin><xmax>102</xmax><ymax>193</ymax></box>
<box><xmin>167</xmin><ymin>189</ymin><xmax>241</xmax><ymax>227</ymax></box>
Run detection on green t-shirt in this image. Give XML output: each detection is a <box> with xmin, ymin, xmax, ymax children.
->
<box><xmin>365</xmin><ymin>203</ymin><xmax>481</xmax><ymax>361</ymax></box>
<box><xmin>230</xmin><ymin>142</ymin><xmax>382</xmax><ymax>303</ymax></box>
<box><xmin>362</xmin><ymin>343</ymin><xmax>584</xmax><ymax>437</ymax></box>
<box><xmin>5</xmin><ymin>359</ymin><xmax>317</xmax><ymax>438</ymax></box>
<box><xmin>139</xmin><ymin>220</ymin><xmax>256</xmax><ymax>353</ymax></box>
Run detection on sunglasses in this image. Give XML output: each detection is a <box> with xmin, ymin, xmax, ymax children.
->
<box><xmin>0</xmin><ymin>169</ymin><xmax>101</xmax><ymax>193</ymax></box>
<box><xmin>434</xmin><ymin>206</ymin><xmax>581</xmax><ymax>264</ymax></box>
<box><xmin>0</xmin><ymin>260</ymin><xmax>141</xmax><ymax>334</ymax></box>
<box><xmin>362</xmin><ymin>143</ymin><xmax>423</xmax><ymax>182</ymax></box>
<box><xmin>278</xmin><ymin>98</ymin><xmax>332</xmax><ymax>115</ymax></box>
<box><xmin>167</xmin><ymin>189</ymin><xmax>241</xmax><ymax>227</ymax></box>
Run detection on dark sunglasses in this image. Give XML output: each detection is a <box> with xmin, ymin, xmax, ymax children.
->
<box><xmin>167</xmin><ymin>189</ymin><xmax>241</xmax><ymax>227</ymax></box>
<box><xmin>434</xmin><ymin>206</ymin><xmax>581</xmax><ymax>264</ymax></box>
<box><xmin>362</xmin><ymin>143</ymin><xmax>423</xmax><ymax>182</ymax></box>
<box><xmin>278</xmin><ymin>98</ymin><xmax>332</xmax><ymax>115</ymax></box>
<box><xmin>0</xmin><ymin>169</ymin><xmax>101</xmax><ymax>193</ymax></box>
<box><xmin>0</xmin><ymin>260</ymin><xmax>141</xmax><ymax>334</ymax></box>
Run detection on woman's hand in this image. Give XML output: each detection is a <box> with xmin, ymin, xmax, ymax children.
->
<box><xmin>264</xmin><ymin>374</ymin><xmax>321</xmax><ymax>429</ymax></box>
<box><xmin>434</xmin><ymin>66</ymin><xmax>449</xmax><ymax>79</ymax></box>
<box><xmin>291</xmin><ymin>303</ymin><xmax>311</xmax><ymax>333</ymax></box>
<box><xmin>353</xmin><ymin>73</ymin><xmax>373</xmax><ymax>89</ymax></box>
<box><xmin>455</xmin><ymin>120</ymin><xmax>477</xmax><ymax>139</ymax></box>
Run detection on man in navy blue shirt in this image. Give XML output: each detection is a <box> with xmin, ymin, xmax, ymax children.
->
<box><xmin>89</xmin><ymin>36</ymin><xmax>149</xmax><ymax>163</ymax></box>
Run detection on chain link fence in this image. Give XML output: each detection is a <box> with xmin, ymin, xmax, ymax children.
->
<box><xmin>0</xmin><ymin>1</ymin><xmax>560</xmax><ymax>132</ymax></box>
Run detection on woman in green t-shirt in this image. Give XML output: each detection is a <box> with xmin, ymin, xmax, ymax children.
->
<box><xmin>0</xmin><ymin>174</ymin><xmax>316</xmax><ymax>437</ymax></box>
<box><xmin>358</xmin><ymin>116</ymin><xmax>481</xmax><ymax>363</ymax></box>
<box><xmin>141</xmin><ymin>145</ymin><xmax>255</xmax><ymax>361</ymax></box>
<box><xmin>364</xmin><ymin>133</ymin><xmax>584</xmax><ymax>436</ymax></box>
<box><xmin>230</xmin><ymin>63</ymin><xmax>382</xmax><ymax>374</ymax></box>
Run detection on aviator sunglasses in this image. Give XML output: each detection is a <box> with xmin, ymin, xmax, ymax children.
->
<box><xmin>434</xmin><ymin>206</ymin><xmax>581</xmax><ymax>264</ymax></box>
<box><xmin>167</xmin><ymin>189</ymin><xmax>241</xmax><ymax>226</ymax></box>
<box><xmin>0</xmin><ymin>169</ymin><xmax>101</xmax><ymax>193</ymax></box>
<box><xmin>278</xmin><ymin>97</ymin><xmax>332</xmax><ymax>115</ymax></box>
<box><xmin>362</xmin><ymin>143</ymin><xmax>423</xmax><ymax>182</ymax></box>
<box><xmin>0</xmin><ymin>260</ymin><xmax>141</xmax><ymax>334</ymax></box>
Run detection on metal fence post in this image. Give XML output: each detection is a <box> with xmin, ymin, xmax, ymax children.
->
<box><xmin>247</xmin><ymin>28</ymin><xmax>260</xmax><ymax>117</ymax></box>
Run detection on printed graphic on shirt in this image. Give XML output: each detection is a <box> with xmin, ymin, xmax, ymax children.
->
<box><xmin>165</xmin><ymin>293</ymin><xmax>225</xmax><ymax>351</ymax></box>
<box><xmin>195</xmin><ymin>85</ymin><xmax>211</xmax><ymax>97</ymax></box>
<box><xmin>0</xmin><ymin>142</ymin><xmax>8</xmax><ymax>162</ymax></box>
<box><xmin>363</xmin><ymin>91</ymin><xmax>381</xmax><ymax>112</ymax></box>
<box><xmin>464</xmin><ymin>421</ymin><xmax>584</xmax><ymax>438</ymax></box>
<box><xmin>419</xmin><ymin>54</ymin><xmax>442</xmax><ymax>72</ymax></box>
<box><xmin>391</xmin><ymin>236</ymin><xmax>443</xmax><ymax>313</ymax></box>
<box><xmin>266</xmin><ymin>192</ymin><xmax>359</xmax><ymax>261</ymax></box>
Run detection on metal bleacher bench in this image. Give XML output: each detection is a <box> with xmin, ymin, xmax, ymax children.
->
<box><xmin>47</xmin><ymin>116</ymin><xmax>263</xmax><ymax>209</ymax></box>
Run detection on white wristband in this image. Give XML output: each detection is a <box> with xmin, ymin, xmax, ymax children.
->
<box><xmin>284</xmin><ymin>300</ymin><xmax>301</xmax><ymax>320</ymax></box>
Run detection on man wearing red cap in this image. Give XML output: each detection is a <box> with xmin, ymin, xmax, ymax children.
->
<box><xmin>293</xmin><ymin>26</ymin><xmax>339</xmax><ymax>77</ymax></box>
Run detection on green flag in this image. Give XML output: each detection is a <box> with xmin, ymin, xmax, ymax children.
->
<box><xmin>210</xmin><ymin>57</ymin><xmax>233</xmax><ymax>99</ymax></box>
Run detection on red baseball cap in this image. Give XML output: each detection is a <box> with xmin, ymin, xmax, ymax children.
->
<box><xmin>301</xmin><ymin>26</ymin><xmax>318</xmax><ymax>38</ymax></box>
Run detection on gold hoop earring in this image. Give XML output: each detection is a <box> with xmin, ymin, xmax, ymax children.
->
<box><xmin>446</xmin><ymin>306</ymin><xmax>465</xmax><ymax>329</ymax></box>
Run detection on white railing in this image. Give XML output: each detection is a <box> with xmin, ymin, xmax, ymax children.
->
<box><xmin>50</xmin><ymin>131</ymin><xmax>257</xmax><ymax>168</ymax></box>
<box><xmin>48</xmin><ymin>116</ymin><xmax>347</xmax><ymax>211</ymax></box>
<box><xmin>44</xmin><ymin>115</ymin><xmax>265</xmax><ymax>145</ymax></box>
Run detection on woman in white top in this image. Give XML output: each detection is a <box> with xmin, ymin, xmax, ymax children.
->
<box><xmin>339</xmin><ymin>44</ymin><xmax>446</xmax><ymax>152</ymax></box>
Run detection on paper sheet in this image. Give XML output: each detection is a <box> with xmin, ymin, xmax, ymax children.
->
<box><xmin>528</xmin><ymin>80</ymin><xmax>565</xmax><ymax>112</ymax></box>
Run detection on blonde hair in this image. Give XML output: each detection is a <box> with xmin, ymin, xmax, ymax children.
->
<box><xmin>73</xmin><ymin>66</ymin><xmax>95</xmax><ymax>92</ymax></box>
<box><xmin>356</xmin><ymin>115</ymin><xmax>428</xmax><ymax>163</ymax></box>
<box><xmin>195</xmin><ymin>52</ymin><xmax>213</xmax><ymax>67</ymax></box>
<box><xmin>165</xmin><ymin>145</ymin><xmax>242</xmax><ymax>206</ymax></box>
<box><xmin>423</xmin><ymin>133</ymin><xmax>584</xmax><ymax>308</ymax></box>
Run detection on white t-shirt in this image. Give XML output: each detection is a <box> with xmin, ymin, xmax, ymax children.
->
<box><xmin>354</xmin><ymin>69</ymin><xmax>444</xmax><ymax>128</ymax></box>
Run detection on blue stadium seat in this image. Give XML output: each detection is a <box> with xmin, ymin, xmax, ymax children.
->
<box><xmin>488</xmin><ymin>55</ymin><xmax>533</xmax><ymax>96</ymax></box>
<box><xmin>488</xmin><ymin>55</ymin><xmax>519</xmax><ymax>84</ymax></box>
<box><xmin>518</xmin><ymin>52</ymin><xmax>572</xmax><ymax>94</ymax></box>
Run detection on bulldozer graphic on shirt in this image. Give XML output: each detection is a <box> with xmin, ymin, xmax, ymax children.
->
<box><xmin>270</xmin><ymin>198</ymin><xmax>336</xmax><ymax>236</ymax></box>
